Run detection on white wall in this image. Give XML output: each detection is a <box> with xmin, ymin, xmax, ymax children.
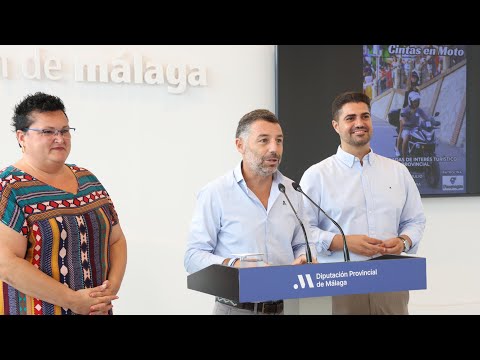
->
<box><xmin>410</xmin><ymin>197</ymin><xmax>480</xmax><ymax>314</ymax></box>
<box><xmin>0</xmin><ymin>45</ymin><xmax>275</xmax><ymax>314</ymax></box>
<box><xmin>1</xmin><ymin>45</ymin><xmax>479</xmax><ymax>314</ymax></box>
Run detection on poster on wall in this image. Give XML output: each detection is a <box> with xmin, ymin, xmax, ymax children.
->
<box><xmin>362</xmin><ymin>45</ymin><xmax>467</xmax><ymax>195</ymax></box>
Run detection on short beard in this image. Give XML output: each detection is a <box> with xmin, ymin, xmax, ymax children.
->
<box><xmin>254</xmin><ymin>164</ymin><xmax>277</xmax><ymax>177</ymax></box>
<box><xmin>245</xmin><ymin>153</ymin><xmax>281</xmax><ymax>177</ymax></box>
<box><xmin>345</xmin><ymin>129</ymin><xmax>372</xmax><ymax>147</ymax></box>
<box><xmin>349</xmin><ymin>136</ymin><xmax>370</xmax><ymax>146</ymax></box>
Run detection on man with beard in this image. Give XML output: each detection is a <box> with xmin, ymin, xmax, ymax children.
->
<box><xmin>185</xmin><ymin>109</ymin><xmax>316</xmax><ymax>315</ymax></box>
<box><xmin>299</xmin><ymin>92</ymin><xmax>425</xmax><ymax>315</ymax></box>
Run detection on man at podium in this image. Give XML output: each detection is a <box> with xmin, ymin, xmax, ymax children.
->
<box><xmin>300</xmin><ymin>92</ymin><xmax>426</xmax><ymax>315</ymax></box>
<box><xmin>185</xmin><ymin>109</ymin><xmax>317</xmax><ymax>315</ymax></box>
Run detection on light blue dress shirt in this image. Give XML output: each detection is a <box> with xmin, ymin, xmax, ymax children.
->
<box><xmin>185</xmin><ymin>162</ymin><xmax>316</xmax><ymax>274</ymax></box>
<box><xmin>300</xmin><ymin>146</ymin><xmax>426</xmax><ymax>263</ymax></box>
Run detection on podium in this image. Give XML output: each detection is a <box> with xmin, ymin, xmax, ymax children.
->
<box><xmin>187</xmin><ymin>255</ymin><xmax>426</xmax><ymax>314</ymax></box>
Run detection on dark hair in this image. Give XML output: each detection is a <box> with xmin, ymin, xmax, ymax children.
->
<box><xmin>332</xmin><ymin>92</ymin><xmax>371</xmax><ymax>122</ymax></box>
<box><xmin>12</xmin><ymin>92</ymin><xmax>67</xmax><ymax>131</ymax></box>
<box><xmin>235</xmin><ymin>109</ymin><xmax>279</xmax><ymax>139</ymax></box>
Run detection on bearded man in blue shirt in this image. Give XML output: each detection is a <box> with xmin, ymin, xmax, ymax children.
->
<box><xmin>300</xmin><ymin>92</ymin><xmax>426</xmax><ymax>315</ymax></box>
<box><xmin>185</xmin><ymin>109</ymin><xmax>316</xmax><ymax>315</ymax></box>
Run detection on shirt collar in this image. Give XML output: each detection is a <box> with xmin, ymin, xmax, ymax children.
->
<box><xmin>234</xmin><ymin>162</ymin><xmax>244</xmax><ymax>184</ymax></box>
<box><xmin>336</xmin><ymin>145</ymin><xmax>375</xmax><ymax>167</ymax></box>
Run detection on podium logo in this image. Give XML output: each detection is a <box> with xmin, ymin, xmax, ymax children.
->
<box><xmin>293</xmin><ymin>274</ymin><xmax>314</xmax><ymax>290</ymax></box>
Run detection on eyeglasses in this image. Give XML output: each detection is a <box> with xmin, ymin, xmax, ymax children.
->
<box><xmin>23</xmin><ymin>127</ymin><xmax>76</xmax><ymax>139</ymax></box>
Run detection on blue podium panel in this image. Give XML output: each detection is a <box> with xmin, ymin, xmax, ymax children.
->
<box><xmin>237</xmin><ymin>256</ymin><xmax>426</xmax><ymax>302</ymax></box>
<box><xmin>187</xmin><ymin>255</ymin><xmax>426</xmax><ymax>303</ymax></box>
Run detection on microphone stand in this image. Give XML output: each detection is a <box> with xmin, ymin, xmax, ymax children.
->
<box><xmin>278</xmin><ymin>183</ymin><xmax>313</xmax><ymax>263</ymax></box>
<box><xmin>293</xmin><ymin>183</ymin><xmax>350</xmax><ymax>262</ymax></box>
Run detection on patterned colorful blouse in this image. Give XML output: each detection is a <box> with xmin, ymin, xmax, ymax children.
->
<box><xmin>0</xmin><ymin>164</ymin><xmax>118</xmax><ymax>315</ymax></box>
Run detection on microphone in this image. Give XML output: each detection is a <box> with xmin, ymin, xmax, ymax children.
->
<box><xmin>278</xmin><ymin>183</ymin><xmax>313</xmax><ymax>263</ymax></box>
<box><xmin>292</xmin><ymin>182</ymin><xmax>350</xmax><ymax>262</ymax></box>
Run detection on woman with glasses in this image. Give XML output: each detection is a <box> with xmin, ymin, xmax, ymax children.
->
<box><xmin>0</xmin><ymin>92</ymin><xmax>127</xmax><ymax>315</ymax></box>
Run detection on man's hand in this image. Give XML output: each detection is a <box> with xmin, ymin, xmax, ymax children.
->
<box><xmin>337</xmin><ymin>235</ymin><xmax>385</xmax><ymax>257</ymax></box>
<box><xmin>291</xmin><ymin>254</ymin><xmax>317</xmax><ymax>265</ymax></box>
<box><xmin>381</xmin><ymin>237</ymin><xmax>406</xmax><ymax>255</ymax></box>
